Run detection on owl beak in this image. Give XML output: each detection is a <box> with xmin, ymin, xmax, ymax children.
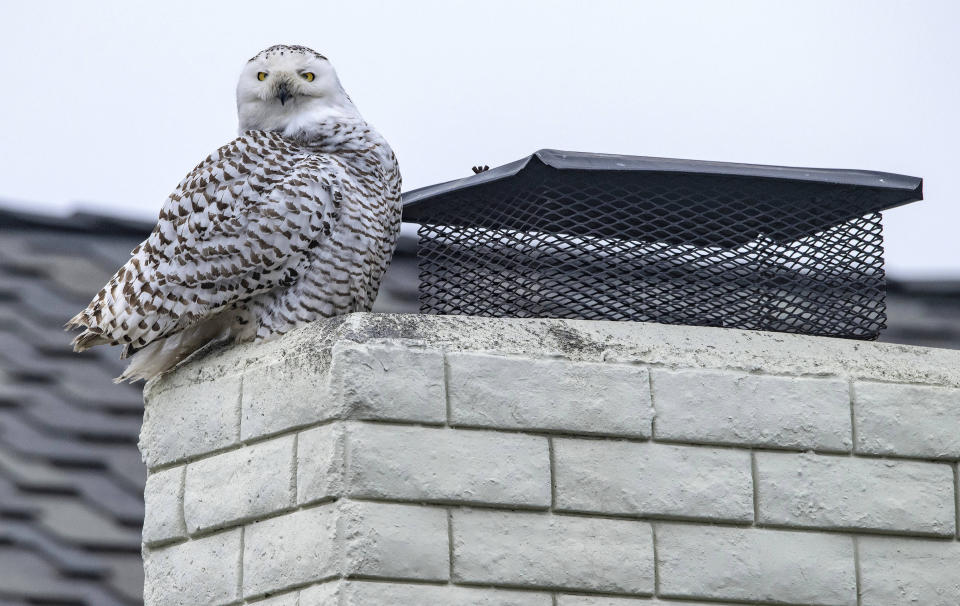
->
<box><xmin>276</xmin><ymin>83</ymin><xmax>292</xmax><ymax>106</ymax></box>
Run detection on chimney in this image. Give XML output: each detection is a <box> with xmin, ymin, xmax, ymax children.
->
<box><xmin>140</xmin><ymin>313</ymin><xmax>960</xmax><ymax>605</ymax></box>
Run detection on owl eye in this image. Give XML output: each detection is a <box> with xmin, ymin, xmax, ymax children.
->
<box><xmin>257</xmin><ymin>72</ymin><xmax>267</xmax><ymax>81</ymax></box>
<box><xmin>302</xmin><ymin>72</ymin><xmax>315</xmax><ymax>82</ymax></box>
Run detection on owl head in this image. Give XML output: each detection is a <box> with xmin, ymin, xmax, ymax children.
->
<box><xmin>236</xmin><ymin>45</ymin><xmax>358</xmax><ymax>138</ymax></box>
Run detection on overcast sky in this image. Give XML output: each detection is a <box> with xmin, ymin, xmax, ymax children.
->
<box><xmin>0</xmin><ymin>0</ymin><xmax>957</xmax><ymax>277</ymax></box>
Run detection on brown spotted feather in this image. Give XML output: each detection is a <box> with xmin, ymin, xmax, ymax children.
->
<box><xmin>68</xmin><ymin>123</ymin><xmax>401</xmax><ymax>381</ymax></box>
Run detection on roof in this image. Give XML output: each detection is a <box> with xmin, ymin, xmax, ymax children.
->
<box><xmin>883</xmin><ymin>279</ymin><xmax>960</xmax><ymax>350</ymax></box>
<box><xmin>0</xmin><ymin>202</ymin><xmax>953</xmax><ymax>604</ymax></box>
<box><xmin>0</xmin><ymin>213</ymin><xmax>149</xmax><ymax>605</ymax></box>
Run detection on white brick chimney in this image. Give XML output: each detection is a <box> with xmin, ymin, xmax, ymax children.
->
<box><xmin>139</xmin><ymin>313</ymin><xmax>960</xmax><ymax>606</ymax></box>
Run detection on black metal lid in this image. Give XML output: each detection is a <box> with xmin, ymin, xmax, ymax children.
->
<box><xmin>402</xmin><ymin>149</ymin><xmax>923</xmax><ymax>230</ymax></box>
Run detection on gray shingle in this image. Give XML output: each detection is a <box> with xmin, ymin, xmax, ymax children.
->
<box><xmin>0</xmin><ymin>273</ymin><xmax>86</xmax><ymax>322</ymax></box>
<box><xmin>18</xmin><ymin>391</ymin><xmax>141</xmax><ymax>442</ymax></box>
<box><xmin>0</xmin><ymin>445</ymin><xmax>76</xmax><ymax>492</ymax></box>
<box><xmin>0</xmin><ymin>521</ymin><xmax>109</xmax><ymax>577</ymax></box>
<box><xmin>0</xmin><ymin>475</ymin><xmax>41</xmax><ymax>518</ymax></box>
<box><xmin>0</xmin><ymin>409</ymin><xmax>127</xmax><ymax>465</ymax></box>
<box><xmin>0</xmin><ymin>545</ymin><xmax>128</xmax><ymax>606</ymax></box>
<box><xmin>30</xmin><ymin>493</ymin><xmax>141</xmax><ymax>551</ymax></box>
<box><xmin>55</xmin><ymin>364</ymin><xmax>143</xmax><ymax>412</ymax></box>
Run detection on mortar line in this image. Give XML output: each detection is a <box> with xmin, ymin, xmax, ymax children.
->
<box><xmin>178</xmin><ymin>463</ymin><xmax>188</xmax><ymax>537</ymax></box>
<box><xmin>242</xmin><ymin>575</ymin><xmax>339</xmax><ymax>604</ymax></box>
<box><xmin>290</xmin><ymin>432</ymin><xmax>299</xmax><ymax>503</ymax></box>
<box><xmin>356</xmin><ymin>575</ymin><xmax>610</xmax><ymax>603</ymax></box>
<box><xmin>848</xmin><ymin>380</ymin><xmax>858</xmax><ymax>456</ymax></box>
<box><xmin>447</xmin><ymin>507</ymin><xmax>455</xmax><ymax>584</ymax></box>
<box><xmin>452</xmin><ymin>579</ymin><xmax>823</xmax><ymax>605</ymax></box>
<box><xmin>651</xmin><ymin>523</ymin><xmax>660</xmax><ymax>597</ymax></box>
<box><xmin>442</xmin><ymin>352</ymin><xmax>452</xmax><ymax>427</ymax></box>
<box><xmin>236</xmin><ymin>374</ymin><xmax>245</xmax><ymax>446</ymax></box>
<box><xmin>342</xmin><ymin>421</ymin><xmax>352</xmax><ymax>500</ymax></box>
<box><xmin>314</xmin><ymin>494</ymin><xmax>960</xmax><ymax>540</ymax></box>
<box><xmin>548</xmin><ymin>436</ymin><xmax>557</xmax><ymax>510</ymax></box>
<box><xmin>237</xmin><ymin>525</ymin><xmax>245</xmax><ymax>599</ymax></box>
<box><xmin>750</xmin><ymin>451</ymin><xmax>760</xmax><ymax>525</ymax></box>
<box><xmin>239</xmin><ymin>585</ymin><xmax>300</xmax><ymax>606</ymax></box>
<box><xmin>163</xmin><ymin>491</ymin><xmax>959</xmax><ymax>550</ymax></box>
<box><xmin>853</xmin><ymin>535</ymin><xmax>863</xmax><ymax>606</ymax></box>
<box><xmin>176</xmin><ymin>497</ymin><xmax>340</xmax><ymax>543</ymax></box>
<box><xmin>954</xmin><ymin>463</ymin><xmax>959</xmax><ymax>540</ymax></box>
<box><xmin>648</xmin><ymin>369</ymin><xmax>657</xmax><ymax>438</ymax></box>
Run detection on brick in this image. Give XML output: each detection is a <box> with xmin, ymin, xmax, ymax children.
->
<box><xmin>297</xmin><ymin>423</ymin><xmax>346</xmax><ymax>505</ymax></box>
<box><xmin>448</xmin><ymin>353</ymin><xmax>651</xmax><ymax>437</ymax></box>
<box><xmin>657</xmin><ymin>524</ymin><xmax>856</xmax><ymax>606</ymax></box>
<box><xmin>298</xmin><ymin>582</ymin><xmax>341</xmax><ymax>604</ymax></box>
<box><xmin>340</xmin><ymin>501</ymin><xmax>449</xmax><ymax>581</ymax></box>
<box><xmin>652</xmin><ymin>369</ymin><xmax>851</xmax><ymax>451</ymax></box>
<box><xmin>554</xmin><ymin>439</ymin><xmax>752</xmax><ymax>522</ymax></box>
<box><xmin>756</xmin><ymin>451</ymin><xmax>955</xmax><ymax>536</ymax></box>
<box><xmin>854</xmin><ymin>381</ymin><xmax>960</xmax><ymax>459</ymax></box>
<box><xmin>452</xmin><ymin>510</ymin><xmax>654</xmax><ymax>594</ymax></box>
<box><xmin>140</xmin><ymin>374</ymin><xmax>241</xmax><ymax>468</ymax></box>
<box><xmin>347</xmin><ymin>424</ymin><xmax>550</xmax><ymax>507</ymax></box>
<box><xmin>242</xmin><ymin>356</ymin><xmax>338</xmax><ymax>440</ymax></box>
<box><xmin>301</xmin><ymin>580</ymin><xmax>552</xmax><ymax>606</ymax></box>
<box><xmin>184</xmin><ymin>435</ymin><xmax>295</xmax><ymax>533</ymax></box>
<box><xmin>859</xmin><ymin>537</ymin><xmax>960</xmax><ymax>606</ymax></box>
<box><xmin>143</xmin><ymin>528</ymin><xmax>241</xmax><ymax>606</ymax></box>
<box><xmin>142</xmin><ymin>465</ymin><xmax>186</xmax><ymax>546</ymax></box>
<box><xmin>243</xmin><ymin>505</ymin><xmax>338</xmax><ymax>598</ymax></box>
<box><xmin>330</xmin><ymin>342</ymin><xmax>446</xmax><ymax>423</ymax></box>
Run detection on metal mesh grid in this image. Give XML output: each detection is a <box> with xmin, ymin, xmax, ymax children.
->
<box><xmin>411</xmin><ymin>165</ymin><xmax>894</xmax><ymax>340</ymax></box>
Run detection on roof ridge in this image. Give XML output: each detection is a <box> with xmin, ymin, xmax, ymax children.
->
<box><xmin>0</xmin><ymin>206</ymin><xmax>153</xmax><ymax>237</ymax></box>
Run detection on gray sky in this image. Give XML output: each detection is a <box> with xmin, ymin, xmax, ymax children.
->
<box><xmin>1</xmin><ymin>0</ymin><xmax>957</xmax><ymax>277</ymax></box>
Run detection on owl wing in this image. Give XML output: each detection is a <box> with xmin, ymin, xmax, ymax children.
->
<box><xmin>68</xmin><ymin>130</ymin><xmax>336</xmax><ymax>354</ymax></box>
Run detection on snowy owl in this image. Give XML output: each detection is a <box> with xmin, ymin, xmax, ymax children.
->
<box><xmin>67</xmin><ymin>45</ymin><xmax>402</xmax><ymax>382</ymax></box>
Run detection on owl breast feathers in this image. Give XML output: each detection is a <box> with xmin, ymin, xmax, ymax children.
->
<box><xmin>68</xmin><ymin>127</ymin><xmax>402</xmax><ymax>382</ymax></box>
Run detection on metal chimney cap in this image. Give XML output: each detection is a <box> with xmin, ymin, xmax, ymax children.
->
<box><xmin>402</xmin><ymin>148</ymin><xmax>922</xmax><ymax>220</ymax></box>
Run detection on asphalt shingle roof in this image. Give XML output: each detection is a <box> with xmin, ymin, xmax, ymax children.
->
<box><xmin>0</xmin><ymin>218</ymin><xmax>147</xmax><ymax>604</ymax></box>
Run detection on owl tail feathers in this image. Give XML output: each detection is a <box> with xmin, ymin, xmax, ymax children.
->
<box><xmin>66</xmin><ymin>313</ymin><xmax>112</xmax><ymax>352</ymax></box>
<box><xmin>71</xmin><ymin>329</ymin><xmax>111</xmax><ymax>352</ymax></box>
<box><xmin>115</xmin><ymin>315</ymin><xmax>236</xmax><ymax>384</ymax></box>
<box><xmin>65</xmin><ymin>310</ymin><xmax>86</xmax><ymax>330</ymax></box>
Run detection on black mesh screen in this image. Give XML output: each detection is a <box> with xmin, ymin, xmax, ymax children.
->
<box><xmin>409</xmin><ymin>163</ymin><xmax>897</xmax><ymax>340</ymax></box>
